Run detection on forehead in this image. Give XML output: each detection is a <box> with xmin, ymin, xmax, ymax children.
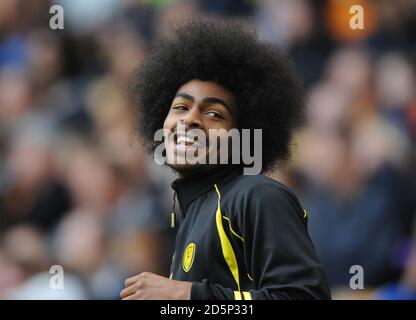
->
<box><xmin>175</xmin><ymin>80</ymin><xmax>236</xmax><ymax>104</ymax></box>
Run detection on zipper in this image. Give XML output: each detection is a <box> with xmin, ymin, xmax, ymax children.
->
<box><xmin>170</xmin><ymin>190</ymin><xmax>184</xmax><ymax>277</ymax></box>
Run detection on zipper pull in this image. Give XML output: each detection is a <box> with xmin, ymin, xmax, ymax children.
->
<box><xmin>171</xmin><ymin>191</ymin><xmax>177</xmax><ymax>228</ymax></box>
<box><xmin>171</xmin><ymin>211</ymin><xmax>175</xmax><ymax>228</ymax></box>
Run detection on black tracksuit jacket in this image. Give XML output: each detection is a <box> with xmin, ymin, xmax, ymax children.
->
<box><xmin>169</xmin><ymin>165</ymin><xmax>331</xmax><ymax>300</ymax></box>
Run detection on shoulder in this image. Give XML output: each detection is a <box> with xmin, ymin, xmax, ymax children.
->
<box><xmin>220</xmin><ymin>174</ymin><xmax>306</xmax><ymax>220</ymax></box>
<box><xmin>231</xmin><ymin>174</ymin><xmax>300</xmax><ymax>202</ymax></box>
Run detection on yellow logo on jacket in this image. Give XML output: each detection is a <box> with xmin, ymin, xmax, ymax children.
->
<box><xmin>182</xmin><ymin>242</ymin><xmax>196</xmax><ymax>272</ymax></box>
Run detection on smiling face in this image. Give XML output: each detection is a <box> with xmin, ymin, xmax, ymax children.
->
<box><xmin>163</xmin><ymin>79</ymin><xmax>238</xmax><ymax>176</ymax></box>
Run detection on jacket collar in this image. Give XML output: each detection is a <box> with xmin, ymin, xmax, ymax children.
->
<box><xmin>171</xmin><ymin>165</ymin><xmax>243</xmax><ymax>211</ymax></box>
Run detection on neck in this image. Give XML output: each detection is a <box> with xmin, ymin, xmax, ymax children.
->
<box><xmin>174</xmin><ymin>164</ymin><xmax>219</xmax><ymax>180</ymax></box>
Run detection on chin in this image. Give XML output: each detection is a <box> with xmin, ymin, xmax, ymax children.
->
<box><xmin>170</xmin><ymin>163</ymin><xmax>203</xmax><ymax>173</ymax></box>
<box><xmin>170</xmin><ymin>163</ymin><xmax>216</xmax><ymax>177</ymax></box>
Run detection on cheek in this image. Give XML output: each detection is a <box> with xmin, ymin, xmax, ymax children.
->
<box><xmin>229</xmin><ymin>114</ymin><xmax>239</xmax><ymax>129</ymax></box>
<box><xmin>163</xmin><ymin>111</ymin><xmax>175</xmax><ymax>130</ymax></box>
<box><xmin>226</xmin><ymin>120</ymin><xmax>237</xmax><ymax>131</ymax></box>
<box><xmin>162</xmin><ymin>118</ymin><xmax>168</xmax><ymax>130</ymax></box>
<box><xmin>220</xmin><ymin>118</ymin><xmax>237</xmax><ymax>131</ymax></box>
<box><xmin>220</xmin><ymin>111</ymin><xmax>238</xmax><ymax>130</ymax></box>
<box><xmin>205</xmin><ymin>115</ymin><xmax>237</xmax><ymax>131</ymax></box>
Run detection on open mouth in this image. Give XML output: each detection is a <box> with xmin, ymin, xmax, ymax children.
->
<box><xmin>165</xmin><ymin>128</ymin><xmax>223</xmax><ymax>165</ymax></box>
<box><xmin>173</xmin><ymin>132</ymin><xmax>204</xmax><ymax>149</ymax></box>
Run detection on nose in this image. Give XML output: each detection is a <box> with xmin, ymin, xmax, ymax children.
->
<box><xmin>181</xmin><ymin>106</ymin><xmax>203</xmax><ymax>129</ymax></box>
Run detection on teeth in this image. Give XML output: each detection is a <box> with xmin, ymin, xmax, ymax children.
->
<box><xmin>177</xmin><ymin>136</ymin><xmax>195</xmax><ymax>145</ymax></box>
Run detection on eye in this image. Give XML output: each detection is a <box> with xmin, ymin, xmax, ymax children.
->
<box><xmin>172</xmin><ymin>105</ymin><xmax>188</xmax><ymax>111</ymax></box>
<box><xmin>206</xmin><ymin>110</ymin><xmax>224</xmax><ymax>120</ymax></box>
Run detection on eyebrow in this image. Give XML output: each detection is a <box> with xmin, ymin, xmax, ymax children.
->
<box><xmin>203</xmin><ymin>97</ymin><xmax>231</xmax><ymax>112</ymax></box>
<box><xmin>174</xmin><ymin>92</ymin><xmax>232</xmax><ymax>114</ymax></box>
<box><xmin>174</xmin><ymin>92</ymin><xmax>194</xmax><ymax>102</ymax></box>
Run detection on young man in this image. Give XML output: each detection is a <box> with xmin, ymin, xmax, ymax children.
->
<box><xmin>120</xmin><ymin>21</ymin><xmax>331</xmax><ymax>300</ymax></box>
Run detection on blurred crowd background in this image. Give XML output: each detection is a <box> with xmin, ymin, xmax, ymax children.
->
<box><xmin>0</xmin><ymin>0</ymin><xmax>415</xmax><ymax>300</ymax></box>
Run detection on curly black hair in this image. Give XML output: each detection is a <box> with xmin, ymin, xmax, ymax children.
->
<box><xmin>130</xmin><ymin>20</ymin><xmax>305</xmax><ymax>172</ymax></box>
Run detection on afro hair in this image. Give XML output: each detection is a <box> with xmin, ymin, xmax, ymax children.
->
<box><xmin>131</xmin><ymin>20</ymin><xmax>305</xmax><ymax>172</ymax></box>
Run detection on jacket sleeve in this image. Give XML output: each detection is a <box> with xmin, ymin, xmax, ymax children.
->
<box><xmin>190</xmin><ymin>181</ymin><xmax>331</xmax><ymax>300</ymax></box>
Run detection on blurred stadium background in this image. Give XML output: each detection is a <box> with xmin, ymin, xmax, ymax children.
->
<box><xmin>0</xmin><ymin>0</ymin><xmax>415</xmax><ymax>300</ymax></box>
